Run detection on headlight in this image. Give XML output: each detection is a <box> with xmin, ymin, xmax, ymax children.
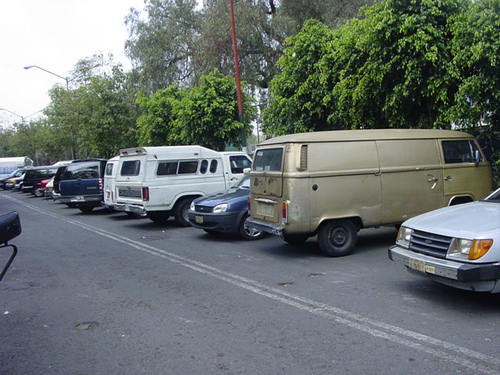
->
<box><xmin>396</xmin><ymin>226</ymin><xmax>412</xmax><ymax>248</ymax></box>
<box><xmin>448</xmin><ymin>238</ymin><xmax>493</xmax><ymax>260</ymax></box>
<box><xmin>213</xmin><ymin>203</ymin><xmax>228</xmax><ymax>213</ymax></box>
<box><xmin>190</xmin><ymin>201</ymin><xmax>195</xmax><ymax>211</ymax></box>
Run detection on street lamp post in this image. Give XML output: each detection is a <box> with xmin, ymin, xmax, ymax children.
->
<box><xmin>24</xmin><ymin>65</ymin><xmax>69</xmax><ymax>89</ymax></box>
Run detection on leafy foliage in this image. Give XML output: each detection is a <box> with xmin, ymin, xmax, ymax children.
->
<box><xmin>136</xmin><ymin>69</ymin><xmax>256</xmax><ymax>150</ymax></box>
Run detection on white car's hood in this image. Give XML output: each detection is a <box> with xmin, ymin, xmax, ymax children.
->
<box><xmin>404</xmin><ymin>201</ymin><xmax>500</xmax><ymax>239</ymax></box>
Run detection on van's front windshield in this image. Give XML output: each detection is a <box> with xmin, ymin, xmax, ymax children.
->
<box><xmin>252</xmin><ymin>148</ymin><xmax>283</xmax><ymax>172</ymax></box>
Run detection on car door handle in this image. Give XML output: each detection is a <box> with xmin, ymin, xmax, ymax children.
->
<box><xmin>444</xmin><ymin>176</ymin><xmax>453</xmax><ymax>181</ymax></box>
<box><xmin>427</xmin><ymin>177</ymin><xmax>438</xmax><ymax>182</ymax></box>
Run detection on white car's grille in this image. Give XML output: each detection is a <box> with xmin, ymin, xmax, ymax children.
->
<box><xmin>409</xmin><ymin>230</ymin><xmax>452</xmax><ymax>259</ymax></box>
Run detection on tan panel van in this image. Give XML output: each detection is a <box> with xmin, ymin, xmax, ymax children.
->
<box><xmin>247</xmin><ymin>129</ymin><xmax>493</xmax><ymax>257</ymax></box>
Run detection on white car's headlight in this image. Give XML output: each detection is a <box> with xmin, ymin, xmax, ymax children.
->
<box><xmin>447</xmin><ymin>238</ymin><xmax>493</xmax><ymax>260</ymax></box>
<box><xmin>190</xmin><ymin>201</ymin><xmax>195</xmax><ymax>211</ymax></box>
<box><xmin>396</xmin><ymin>226</ymin><xmax>412</xmax><ymax>248</ymax></box>
<box><xmin>213</xmin><ymin>203</ymin><xmax>228</xmax><ymax>213</ymax></box>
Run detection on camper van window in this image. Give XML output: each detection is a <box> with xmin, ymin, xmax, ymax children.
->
<box><xmin>442</xmin><ymin>140</ymin><xmax>482</xmax><ymax>164</ymax></box>
<box><xmin>200</xmin><ymin>160</ymin><xmax>208</xmax><ymax>174</ymax></box>
<box><xmin>253</xmin><ymin>148</ymin><xmax>283</xmax><ymax>172</ymax></box>
<box><xmin>229</xmin><ymin>155</ymin><xmax>251</xmax><ymax>174</ymax></box>
<box><xmin>178</xmin><ymin>161</ymin><xmax>198</xmax><ymax>174</ymax></box>
<box><xmin>210</xmin><ymin>160</ymin><xmax>218</xmax><ymax>173</ymax></box>
<box><xmin>105</xmin><ymin>163</ymin><xmax>114</xmax><ymax>176</ymax></box>
<box><xmin>121</xmin><ymin>160</ymin><xmax>141</xmax><ymax>176</ymax></box>
<box><xmin>157</xmin><ymin>162</ymin><xmax>178</xmax><ymax>175</ymax></box>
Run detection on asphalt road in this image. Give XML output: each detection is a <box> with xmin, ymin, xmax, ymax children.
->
<box><xmin>1</xmin><ymin>190</ymin><xmax>499</xmax><ymax>375</ymax></box>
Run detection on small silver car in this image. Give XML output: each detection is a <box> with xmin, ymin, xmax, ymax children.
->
<box><xmin>389</xmin><ymin>188</ymin><xmax>500</xmax><ymax>293</ymax></box>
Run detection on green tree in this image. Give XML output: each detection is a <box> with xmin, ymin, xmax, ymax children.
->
<box><xmin>136</xmin><ymin>69</ymin><xmax>256</xmax><ymax>150</ymax></box>
<box><xmin>175</xmin><ymin>69</ymin><xmax>256</xmax><ymax>150</ymax></box>
<box><xmin>136</xmin><ymin>85</ymin><xmax>183</xmax><ymax>146</ymax></box>
<box><xmin>125</xmin><ymin>0</ymin><xmax>199</xmax><ymax>93</ymax></box>
<box><xmin>263</xmin><ymin>0</ymin><xmax>500</xmax><ymax>136</ymax></box>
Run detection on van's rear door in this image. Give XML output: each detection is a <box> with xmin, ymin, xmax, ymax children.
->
<box><xmin>250</xmin><ymin>147</ymin><xmax>284</xmax><ymax>224</ymax></box>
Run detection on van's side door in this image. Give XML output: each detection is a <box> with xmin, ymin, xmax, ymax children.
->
<box><xmin>440</xmin><ymin>139</ymin><xmax>493</xmax><ymax>202</ymax></box>
<box><xmin>377</xmin><ymin>139</ymin><xmax>444</xmax><ymax>223</ymax></box>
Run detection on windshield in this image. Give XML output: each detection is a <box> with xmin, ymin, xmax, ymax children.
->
<box><xmin>231</xmin><ymin>175</ymin><xmax>250</xmax><ymax>189</ymax></box>
<box><xmin>485</xmin><ymin>188</ymin><xmax>500</xmax><ymax>202</ymax></box>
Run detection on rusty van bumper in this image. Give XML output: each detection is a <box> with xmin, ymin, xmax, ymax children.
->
<box><xmin>246</xmin><ymin>218</ymin><xmax>284</xmax><ymax>236</ymax></box>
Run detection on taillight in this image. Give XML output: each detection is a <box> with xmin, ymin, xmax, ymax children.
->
<box><xmin>247</xmin><ymin>196</ymin><xmax>251</xmax><ymax>211</ymax></box>
<box><xmin>98</xmin><ymin>178</ymin><xmax>103</xmax><ymax>191</ymax></box>
<box><xmin>282</xmin><ymin>202</ymin><xmax>288</xmax><ymax>223</ymax></box>
<box><xmin>142</xmin><ymin>187</ymin><xmax>149</xmax><ymax>201</ymax></box>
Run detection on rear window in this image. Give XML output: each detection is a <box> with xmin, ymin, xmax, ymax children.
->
<box><xmin>442</xmin><ymin>140</ymin><xmax>482</xmax><ymax>164</ymax></box>
<box><xmin>105</xmin><ymin>163</ymin><xmax>114</xmax><ymax>176</ymax></box>
<box><xmin>121</xmin><ymin>160</ymin><xmax>141</xmax><ymax>176</ymax></box>
<box><xmin>253</xmin><ymin>148</ymin><xmax>283</xmax><ymax>172</ymax></box>
<box><xmin>63</xmin><ymin>162</ymin><xmax>100</xmax><ymax>180</ymax></box>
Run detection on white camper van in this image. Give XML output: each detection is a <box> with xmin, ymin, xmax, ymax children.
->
<box><xmin>114</xmin><ymin>146</ymin><xmax>252</xmax><ymax>225</ymax></box>
<box><xmin>102</xmin><ymin>156</ymin><xmax>120</xmax><ymax>210</ymax></box>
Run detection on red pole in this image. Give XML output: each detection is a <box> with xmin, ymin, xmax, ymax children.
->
<box><xmin>229</xmin><ymin>0</ymin><xmax>243</xmax><ymax>119</ymax></box>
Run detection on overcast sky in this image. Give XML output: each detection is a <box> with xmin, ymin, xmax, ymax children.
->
<box><xmin>0</xmin><ymin>0</ymin><xmax>147</xmax><ymax>128</ymax></box>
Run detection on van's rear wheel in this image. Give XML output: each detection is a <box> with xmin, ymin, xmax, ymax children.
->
<box><xmin>174</xmin><ymin>198</ymin><xmax>193</xmax><ymax>227</ymax></box>
<box><xmin>147</xmin><ymin>211</ymin><xmax>170</xmax><ymax>223</ymax></box>
<box><xmin>318</xmin><ymin>219</ymin><xmax>357</xmax><ymax>257</ymax></box>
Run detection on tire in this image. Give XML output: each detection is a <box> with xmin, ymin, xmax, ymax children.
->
<box><xmin>173</xmin><ymin>198</ymin><xmax>194</xmax><ymax>227</ymax></box>
<box><xmin>317</xmin><ymin>219</ymin><xmax>358</xmax><ymax>257</ymax></box>
<box><xmin>147</xmin><ymin>211</ymin><xmax>171</xmax><ymax>223</ymax></box>
<box><xmin>238</xmin><ymin>213</ymin><xmax>265</xmax><ymax>240</ymax></box>
<box><xmin>78</xmin><ymin>205</ymin><xmax>94</xmax><ymax>213</ymax></box>
<box><xmin>282</xmin><ymin>233</ymin><xmax>309</xmax><ymax>244</ymax></box>
<box><xmin>33</xmin><ymin>185</ymin><xmax>43</xmax><ymax>197</ymax></box>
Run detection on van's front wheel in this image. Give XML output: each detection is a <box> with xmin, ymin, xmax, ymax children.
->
<box><xmin>318</xmin><ymin>220</ymin><xmax>357</xmax><ymax>257</ymax></box>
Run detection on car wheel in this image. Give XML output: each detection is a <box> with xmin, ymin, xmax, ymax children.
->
<box><xmin>78</xmin><ymin>206</ymin><xmax>94</xmax><ymax>213</ymax></box>
<box><xmin>173</xmin><ymin>198</ymin><xmax>193</xmax><ymax>227</ymax></box>
<box><xmin>147</xmin><ymin>211</ymin><xmax>170</xmax><ymax>223</ymax></box>
<box><xmin>238</xmin><ymin>213</ymin><xmax>265</xmax><ymax>240</ymax></box>
<box><xmin>317</xmin><ymin>219</ymin><xmax>358</xmax><ymax>257</ymax></box>
<box><xmin>33</xmin><ymin>185</ymin><xmax>43</xmax><ymax>197</ymax></box>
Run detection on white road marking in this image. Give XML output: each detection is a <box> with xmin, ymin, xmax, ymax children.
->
<box><xmin>4</xmin><ymin>194</ymin><xmax>499</xmax><ymax>375</ymax></box>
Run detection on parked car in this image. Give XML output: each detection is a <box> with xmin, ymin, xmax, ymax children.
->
<box><xmin>59</xmin><ymin>159</ymin><xmax>108</xmax><ymax>212</ymax></box>
<box><xmin>188</xmin><ymin>175</ymin><xmax>265</xmax><ymax>240</ymax></box>
<box><xmin>388</xmin><ymin>188</ymin><xmax>500</xmax><ymax>293</ymax></box>
<box><xmin>0</xmin><ymin>168</ymin><xmax>29</xmax><ymax>190</ymax></box>
<box><xmin>22</xmin><ymin>166</ymin><xmax>59</xmax><ymax>195</ymax></box>
<box><xmin>5</xmin><ymin>173</ymin><xmax>25</xmax><ymax>190</ymax></box>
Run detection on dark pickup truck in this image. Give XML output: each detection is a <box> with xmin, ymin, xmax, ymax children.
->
<box><xmin>59</xmin><ymin>159</ymin><xmax>108</xmax><ymax>213</ymax></box>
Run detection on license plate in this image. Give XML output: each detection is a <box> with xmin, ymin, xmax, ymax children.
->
<box><xmin>408</xmin><ymin>258</ymin><xmax>425</xmax><ymax>273</ymax></box>
<box><xmin>72</xmin><ymin>195</ymin><xmax>85</xmax><ymax>202</ymax></box>
<box><xmin>195</xmin><ymin>215</ymin><xmax>204</xmax><ymax>224</ymax></box>
<box><xmin>257</xmin><ymin>203</ymin><xmax>273</xmax><ymax>216</ymax></box>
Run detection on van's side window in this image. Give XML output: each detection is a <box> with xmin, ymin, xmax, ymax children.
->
<box><xmin>442</xmin><ymin>140</ymin><xmax>482</xmax><ymax>164</ymax></box>
<box><xmin>157</xmin><ymin>162</ymin><xmax>178</xmax><ymax>175</ymax></box>
<box><xmin>178</xmin><ymin>161</ymin><xmax>198</xmax><ymax>174</ymax></box>
<box><xmin>200</xmin><ymin>160</ymin><xmax>208</xmax><ymax>174</ymax></box>
<box><xmin>253</xmin><ymin>148</ymin><xmax>283</xmax><ymax>172</ymax></box>
<box><xmin>121</xmin><ymin>160</ymin><xmax>141</xmax><ymax>176</ymax></box>
<box><xmin>229</xmin><ymin>155</ymin><xmax>251</xmax><ymax>174</ymax></box>
<box><xmin>210</xmin><ymin>160</ymin><xmax>218</xmax><ymax>173</ymax></box>
<box><xmin>105</xmin><ymin>163</ymin><xmax>114</xmax><ymax>176</ymax></box>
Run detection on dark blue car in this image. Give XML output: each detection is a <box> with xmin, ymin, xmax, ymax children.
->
<box><xmin>187</xmin><ymin>175</ymin><xmax>264</xmax><ymax>240</ymax></box>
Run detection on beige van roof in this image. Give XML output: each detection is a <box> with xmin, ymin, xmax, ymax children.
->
<box><xmin>259</xmin><ymin>129</ymin><xmax>472</xmax><ymax>145</ymax></box>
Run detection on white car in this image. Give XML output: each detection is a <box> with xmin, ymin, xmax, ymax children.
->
<box><xmin>389</xmin><ymin>188</ymin><xmax>500</xmax><ymax>293</ymax></box>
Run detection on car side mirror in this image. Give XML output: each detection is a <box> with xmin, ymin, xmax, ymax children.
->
<box><xmin>0</xmin><ymin>211</ymin><xmax>21</xmax><ymax>281</ymax></box>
